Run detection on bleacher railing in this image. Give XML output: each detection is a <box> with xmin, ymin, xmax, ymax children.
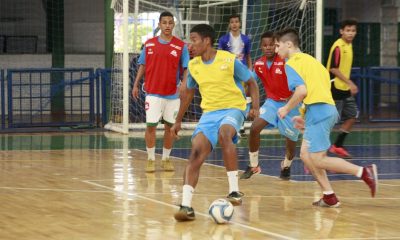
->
<box><xmin>6</xmin><ymin>68</ymin><xmax>97</xmax><ymax>128</ymax></box>
<box><xmin>0</xmin><ymin>66</ymin><xmax>398</xmax><ymax>131</ymax></box>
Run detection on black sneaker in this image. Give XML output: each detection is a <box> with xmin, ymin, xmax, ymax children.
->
<box><xmin>174</xmin><ymin>205</ymin><xmax>195</xmax><ymax>222</ymax></box>
<box><xmin>240</xmin><ymin>165</ymin><xmax>261</xmax><ymax>179</ymax></box>
<box><xmin>227</xmin><ymin>191</ymin><xmax>244</xmax><ymax>206</ymax></box>
<box><xmin>280</xmin><ymin>167</ymin><xmax>291</xmax><ymax>180</ymax></box>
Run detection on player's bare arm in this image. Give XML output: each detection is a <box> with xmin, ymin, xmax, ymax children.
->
<box><xmin>246</xmin><ymin>54</ymin><xmax>253</xmax><ymax>70</ymax></box>
<box><xmin>246</xmin><ymin>78</ymin><xmax>260</xmax><ymax>118</ymax></box>
<box><xmin>278</xmin><ymin>84</ymin><xmax>307</xmax><ymax>119</ymax></box>
<box><xmin>171</xmin><ymin>87</ymin><xmax>195</xmax><ymax>139</ymax></box>
<box><xmin>132</xmin><ymin>65</ymin><xmax>145</xmax><ymax>100</ymax></box>
<box><xmin>330</xmin><ymin>68</ymin><xmax>358</xmax><ymax>95</ymax></box>
<box><xmin>178</xmin><ymin>69</ymin><xmax>188</xmax><ymax>99</ymax></box>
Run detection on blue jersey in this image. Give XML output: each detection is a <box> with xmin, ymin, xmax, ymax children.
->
<box><xmin>218</xmin><ymin>33</ymin><xmax>251</xmax><ymax>67</ymax></box>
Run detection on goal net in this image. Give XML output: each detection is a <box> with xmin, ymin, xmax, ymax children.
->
<box><xmin>106</xmin><ymin>0</ymin><xmax>318</xmax><ymax>134</ymax></box>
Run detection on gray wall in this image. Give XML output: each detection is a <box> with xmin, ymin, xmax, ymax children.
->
<box><xmin>0</xmin><ymin>0</ymin><xmax>105</xmax><ymax>69</ymax></box>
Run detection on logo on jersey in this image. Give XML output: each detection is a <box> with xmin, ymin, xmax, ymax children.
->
<box><xmin>260</xmin><ymin>107</ymin><xmax>266</xmax><ymax>114</ymax></box>
<box><xmin>257</xmin><ymin>67</ymin><xmax>263</xmax><ymax>74</ymax></box>
<box><xmin>145</xmin><ymin>101</ymin><xmax>149</xmax><ymax>111</ymax></box>
<box><xmin>146</xmin><ymin>43</ymin><xmax>155</xmax><ymax>47</ymax></box>
<box><xmin>170</xmin><ymin>44</ymin><xmax>182</xmax><ymax>50</ymax></box>
<box><xmin>170</xmin><ymin>50</ymin><xmax>177</xmax><ymax>57</ymax></box>
<box><xmin>274</xmin><ymin>62</ymin><xmax>284</xmax><ymax>66</ymax></box>
<box><xmin>275</xmin><ymin>68</ymin><xmax>283</xmax><ymax>74</ymax></box>
<box><xmin>255</xmin><ymin>61</ymin><xmax>264</xmax><ymax>66</ymax></box>
<box><xmin>220</xmin><ymin>64</ymin><xmax>228</xmax><ymax>70</ymax></box>
<box><xmin>147</xmin><ymin>48</ymin><xmax>153</xmax><ymax>55</ymax></box>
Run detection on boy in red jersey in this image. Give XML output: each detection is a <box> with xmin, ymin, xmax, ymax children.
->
<box><xmin>240</xmin><ymin>32</ymin><xmax>300</xmax><ymax>180</ymax></box>
<box><xmin>132</xmin><ymin>11</ymin><xmax>190</xmax><ymax>173</ymax></box>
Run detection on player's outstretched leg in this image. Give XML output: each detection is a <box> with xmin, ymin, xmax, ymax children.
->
<box><xmin>241</xmin><ymin>118</ymin><xmax>267</xmax><ymax>179</ymax></box>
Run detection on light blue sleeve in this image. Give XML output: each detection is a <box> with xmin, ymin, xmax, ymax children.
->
<box><xmin>285</xmin><ymin>65</ymin><xmax>305</xmax><ymax>91</ymax></box>
<box><xmin>233</xmin><ymin>59</ymin><xmax>251</xmax><ymax>83</ymax></box>
<box><xmin>138</xmin><ymin>47</ymin><xmax>146</xmax><ymax>65</ymax></box>
<box><xmin>186</xmin><ymin>69</ymin><xmax>198</xmax><ymax>89</ymax></box>
<box><xmin>251</xmin><ymin>71</ymin><xmax>260</xmax><ymax>82</ymax></box>
<box><xmin>181</xmin><ymin>45</ymin><xmax>190</xmax><ymax>68</ymax></box>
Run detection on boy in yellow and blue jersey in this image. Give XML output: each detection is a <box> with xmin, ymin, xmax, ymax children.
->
<box><xmin>275</xmin><ymin>28</ymin><xmax>377</xmax><ymax>207</ymax></box>
<box><xmin>171</xmin><ymin>24</ymin><xmax>260</xmax><ymax>221</ymax></box>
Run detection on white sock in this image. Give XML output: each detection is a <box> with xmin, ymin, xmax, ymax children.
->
<box><xmin>182</xmin><ymin>185</ymin><xmax>194</xmax><ymax>207</ymax></box>
<box><xmin>323</xmin><ymin>190</ymin><xmax>334</xmax><ymax>195</ymax></box>
<box><xmin>282</xmin><ymin>156</ymin><xmax>293</xmax><ymax>168</ymax></box>
<box><xmin>162</xmin><ymin>147</ymin><xmax>171</xmax><ymax>161</ymax></box>
<box><xmin>249</xmin><ymin>151</ymin><xmax>259</xmax><ymax>167</ymax></box>
<box><xmin>146</xmin><ymin>147</ymin><xmax>155</xmax><ymax>161</ymax></box>
<box><xmin>356</xmin><ymin>167</ymin><xmax>363</xmax><ymax>178</ymax></box>
<box><xmin>227</xmin><ymin>171</ymin><xmax>239</xmax><ymax>193</ymax></box>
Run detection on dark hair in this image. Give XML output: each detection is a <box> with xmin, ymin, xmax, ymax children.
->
<box><xmin>260</xmin><ymin>31</ymin><xmax>274</xmax><ymax>41</ymax></box>
<box><xmin>159</xmin><ymin>11</ymin><xmax>174</xmax><ymax>21</ymax></box>
<box><xmin>190</xmin><ymin>24</ymin><xmax>216</xmax><ymax>45</ymax></box>
<box><xmin>276</xmin><ymin>28</ymin><xmax>300</xmax><ymax>47</ymax></box>
<box><xmin>229</xmin><ymin>13</ymin><xmax>241</xmax><ymax>22</ymax></box>
<box><xmin>340</xmin><ymin>19</ymin><xmax>358</xmax><ymax>29</ymax></box>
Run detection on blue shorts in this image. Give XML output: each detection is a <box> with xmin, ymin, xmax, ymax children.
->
<box><xmin>192</xmin><ymin>109</ymin><xmax>245</xmax><ymax>149</ymax></box>
<box><xmin>259</xmin><ymin>99</ymin><xmax>300</xmax><ymax>142</ymax></box>
<box><xmin>304</xmin><ymin>104</ymin><xmax>339</xmax><ymax>152</ymax></box>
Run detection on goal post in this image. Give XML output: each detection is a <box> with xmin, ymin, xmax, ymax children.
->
<box><xmin>106</xmin><ymin>0</ymin><xmax>319</xmax><ymax>134</ymax></box>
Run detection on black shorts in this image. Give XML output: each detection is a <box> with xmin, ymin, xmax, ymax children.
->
<box><xmin>334</xmin><ymin>96</ymin><xmax>359</xmax><ymax>121</ymax></box>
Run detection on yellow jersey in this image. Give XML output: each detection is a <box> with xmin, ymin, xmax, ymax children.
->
<box><xmin>286</xmin><ymin>52</ymin><xmax>335</xmax><ymax>105</ymax></box>
<box><xmin>326</xmin><ymin>38</ymin><xmax>353</xmax><ymax>91</ymax></box>
<box><xmin>188</xmin><ymin>50</ymin><xmax>247</xmax><ymax>112</ymax></box>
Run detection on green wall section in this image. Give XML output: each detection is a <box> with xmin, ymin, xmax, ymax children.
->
<box><xmin>46</xmin><ymin>0</ymin><xmax>65</xmax><ymax>121</ymax></box>
<box><xmin>105</xmin><ymin>0</ymin><xmax>114</xmax><ymax>68</ymax></box>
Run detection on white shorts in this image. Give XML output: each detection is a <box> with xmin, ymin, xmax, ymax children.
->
<box><xmin>145</xmin><ymin>95</ymin><xmax>180</xmax><ymax>125</ymax></box>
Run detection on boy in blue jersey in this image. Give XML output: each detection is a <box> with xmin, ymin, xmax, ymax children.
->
<box><xmin>218</xmin><ymin>14</ymin><xmax>252</xmax><ymax>69</ymax></box>
<box><xmin>218</xmin><ymin>13</ymin><xmax>253</xmax><ymax>136</ymax></box>
<box><xmin>171</xmin><ymin>24</ymin><xmax>260</xmax><ymax>221</ymax></box>
<box><xmin>275</xmin><ymin>28</ymin><xmax>377</xmax><ymax>207</ymax></box>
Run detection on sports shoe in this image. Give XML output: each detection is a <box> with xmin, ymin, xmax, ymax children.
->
<box><xmin>280</xmin><ymin>167</ymin><xmax>291</xmax><ymax>180</ymax></box>
<box><xmin>161</xmin><ymin>159</ymin><xmax>174</xmax><ymax>172</ymax></box>
<box><xmin>312</xmin><ymin>193</ymin><xmax>341</xmax><ymax>208</ymax></box>
<box><xmin>174</xmin><ymin>205</ymin><xmax>195</xmax><ymax>222</ymax></box>
<box><xmin>361</xmin><ymin>164</ymin><xmax>378</xmax><ymax>197</ymax></box>
<box><xmin>329</xmin><ymin>145</ymin><xmax>352</xmax><ymax>159</ymax></box>
<box><xmin>227</xmin><ymin>191</ymin><xmax>244</xmax><ymax>206</ymax></box>
<box><xmin>145</xmin><ymin>160</ymin><xmax>155</xmax><ymax>173</ymax></box>
<box><xmin>240</xmin><ymin>165</ymin><xmax>261</xmax><ymax>179</ymax></box>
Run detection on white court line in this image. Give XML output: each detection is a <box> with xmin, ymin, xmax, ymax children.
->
<box><xmin>82</xmin><ymin>180</ymin><xmax>297</xmax><ymax>240</ymax></box>
<box><xmin>0</xmin><ymin>186</ymin><xmax>110</xmax><ymax>193</ymax></box>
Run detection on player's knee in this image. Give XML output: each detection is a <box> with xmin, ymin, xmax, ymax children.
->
<box><xmin>218</xmin><ymin>132</ymin><xmax>233</xmax><ymax>147</ymax></box>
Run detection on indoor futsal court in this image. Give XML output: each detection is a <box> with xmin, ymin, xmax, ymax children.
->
<box><xmin>0</xmin><ymin>128</ymin><xmax>399</xmax><ymax>239</ymax></box>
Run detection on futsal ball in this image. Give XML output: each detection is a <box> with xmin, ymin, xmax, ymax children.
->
<box><xmin>208</xmin><ymin>198</ymin><xmax>234</xmax><ymax>224</ymax></box>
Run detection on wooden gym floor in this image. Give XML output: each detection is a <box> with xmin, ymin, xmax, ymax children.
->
<box><xmin>0</xmin><ymin>131</ymin><xmax>399</xmax><ymax>240</ymax></box>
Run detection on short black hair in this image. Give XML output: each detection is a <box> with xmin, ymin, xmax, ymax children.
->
<box><xmin>340</xmin><ymin>19</ymin><xmax>358</xmax><ymax>29</ymax></box>
<box><xmin>229</xmin><ymin>13</ymin><xmax>241</xmax><ymax>22</ymax></box>
<box><xmin>159</xmin><ymin>11</ymin><xmax>174</xmax><ymax>21</ymax></box>
<box><xmin>260</xmin><ymin>31</ymin><xmax>274</xmax><ymax>41</ymax></box>
<box><xmin>276</xmin><ymin>28</ymin><xmax>300</xmax><ymax>47</ymax></box>
<box><xmin>190</xmin><ymin>24</ymin><xmax>216</xmax><ymax>45</ymax></box>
